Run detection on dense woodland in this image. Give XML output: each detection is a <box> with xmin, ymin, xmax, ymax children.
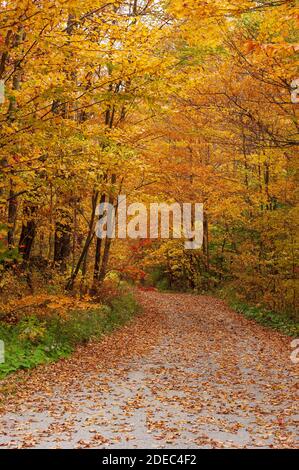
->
<box><xmin>0</xmin><ymin>0</ymin><xmax>298</xmax><ymax>318</ymax></box>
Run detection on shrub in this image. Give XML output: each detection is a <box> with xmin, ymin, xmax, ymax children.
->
<box><xmin>0</xmin><ymin>292</ymin><xmax>139</xmax><ymax>379</ymax></box>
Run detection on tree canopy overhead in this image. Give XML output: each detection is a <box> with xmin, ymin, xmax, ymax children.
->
<box><xmin>0</xmin><ymin>0</ymin><xmax>298</xmax><ymax>315</ymax></box>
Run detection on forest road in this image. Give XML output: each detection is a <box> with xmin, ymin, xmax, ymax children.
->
<box><xmin>0</xmin><ymin>290</ymin><xmax>297</xmax><ymax>448</ymax></box>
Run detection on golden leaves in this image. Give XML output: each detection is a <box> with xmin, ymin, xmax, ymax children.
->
<box><xmin>0</xmin><ymin>294</ymin><xmax>96</xmax><ymax>320</ymax></box>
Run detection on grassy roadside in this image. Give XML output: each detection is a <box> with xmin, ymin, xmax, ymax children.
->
<box><xmin>0</xmin><ymin>292</ymin><xmax>139</xmax><ymax>379</ymax></box>
<box><xmin>229</xmin><ymin>300</ymin><xmax>299</xmax><ymax>338</ymax></box>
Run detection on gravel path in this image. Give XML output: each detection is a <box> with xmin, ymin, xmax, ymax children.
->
<box><xmin>0</xmin><ymin>291</ymin><xmax>298</xmax><ymax>448</ymax></box>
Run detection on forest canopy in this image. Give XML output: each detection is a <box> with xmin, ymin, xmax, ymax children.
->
<box><xmin>0</xmin><ymin>0</ymin><xmax>298</xmax><ymax>316</ymax></box>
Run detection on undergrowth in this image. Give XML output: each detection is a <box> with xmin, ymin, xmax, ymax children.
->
<box><xmin>0</xmin><ymin>293</ymin><xmax>139</xmax><ymax>379</ymax></box>
<box><xmin>229</xmin><ymin>300</ymin><xmax>299</xmax><ymax>338</ymax></box>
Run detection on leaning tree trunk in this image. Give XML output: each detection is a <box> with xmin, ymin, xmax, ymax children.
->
<box><xmin>66</xmin><ymin>191</ymin><xmax>98</xmax><ymax>291</ymax></box>
<box><xmin>94</xmin><ymin>173</ymin><xmax>116</xmax><ymax>284</ymax></box>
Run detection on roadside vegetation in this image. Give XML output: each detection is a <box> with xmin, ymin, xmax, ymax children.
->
<box><xmin>0</xmin><ymin>287</ymin><xmax>139</xmax><ymax>379</ymax></box>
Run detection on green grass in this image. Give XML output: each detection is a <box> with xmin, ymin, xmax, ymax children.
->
<box><xmin>0</xmin><ymin>293</ymin><xmax>139</xmax><ymax>379</ymax></box>
<box><xmin>230</xmin><ymin>300</ymin><xmax>299</xmax><ymax>337</ymax></box>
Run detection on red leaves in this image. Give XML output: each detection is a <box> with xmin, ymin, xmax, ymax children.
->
<box><xmin>244</xmin><ymin>40</ymin><xmax>257</xmax><ymax>54</ymax></box>
<box><xmin>138</xmin><ymin>286</ymin><xmax>157</xmax><ymax>292</ymax></box>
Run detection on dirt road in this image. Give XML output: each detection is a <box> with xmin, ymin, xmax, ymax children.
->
<box><xmin>0</xmin><ymin>291</ymin><xmax>297</xmax><ymax>448</ymax></box>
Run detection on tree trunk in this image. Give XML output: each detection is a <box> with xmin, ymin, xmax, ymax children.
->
<box><xmin>19</xmin><ymin>204</ymin><xmax>37</xmax><ymax>261</ymax></box>
<box><xmin>54</xmin><ymin>211</ymin><xmax>72</xmax><ymax>272</ymax></box>
<box><xmin>66</xmin><ymin>191</ymin><xmax>98</xmax><ymax>290</ymax></box>
<box><xmin>7</xmin><ymin>179</ymin><xmax>17</xmax><ymax>248</ymax></box>
<box><xmin>93</xmin><ymin>193</ymin><xmax>106</xmax><ymax>280</ymax></box>
<box><xmin>203</xmin><ymin>212</ymin><xmax>209</xmax><ymax>288</ymax></box>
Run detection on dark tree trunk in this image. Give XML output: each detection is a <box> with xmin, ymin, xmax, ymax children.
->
<box><xmin>94</xmin><ymin>174</ymin><xmax>116</xmax><ymax>284</ymax></box>
<box><xmin>65</xmin><ymin>191</ymin><xmax>98</xmax><ymax>290</ymax></box>
<box><xmin>202</xmin><ymin>212</ymin><xmax>209</xmax><ymax>289</ymax></box>
<box><xmin>7</xmin><ymin>180</ymin><xmax>17</xmax><ymax>248</ymax></box>
<box><xmin>54</xmin><ymin>213</ymin><xmax>72</xmax><ymax>272</ymax></box>
<box><xmin>93</xmin><ymin>193</ymin><xmax>106</xmax><ymax>280</ymax></box>
<box><xmin>19</xmin><ymin>205</ymin><xmax>37</xmax><ymax>261</ymax></box>
<box><xmin>98</xmin><ymin>237</ymin><xmax>112</xmax><ymax>282</ymax></box>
